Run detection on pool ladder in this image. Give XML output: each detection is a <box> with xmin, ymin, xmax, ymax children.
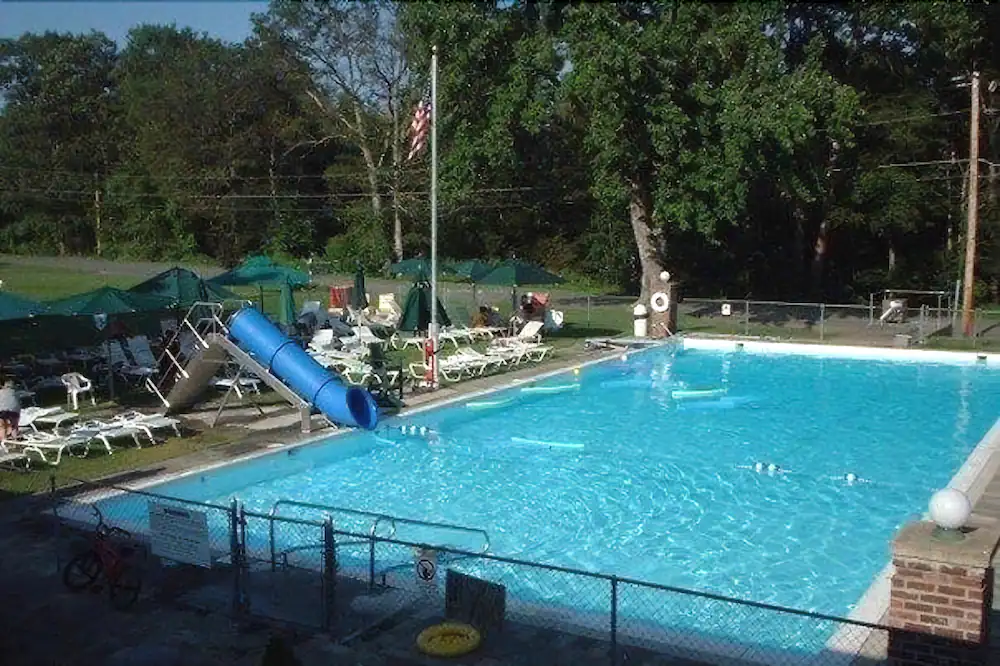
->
<box><xmin>267</xmin><ymin>499</ymin><xmax>491</xmax><ymax>589</ymax></box>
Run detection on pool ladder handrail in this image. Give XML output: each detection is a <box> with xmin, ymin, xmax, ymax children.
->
<box><xmin>268</xmin><ymin>499</ymin><xmax>491</xmax><ymax>586</ymax></box>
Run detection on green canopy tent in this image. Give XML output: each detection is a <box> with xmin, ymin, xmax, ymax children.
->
<box><xmin>208</xmin><ymin>255</ymin><xmax>310</xmax><ymax>322</ymax></box>
<box><xmin>476</xmin><ymin>259</ymin><xmax>565</xmax><ymax>312</ymax></box>
<box><xmin>129</xmin><ymin>267</ymin><xmax>239</xmax><ymax>308</ymax></box>
<box><xmin>0</xmin><ymin>291</ymin><xmax>49</xmax><ymax>321</ymax></box>
<box><xmin>47</xmin><ymin>286</ymin><xmax>175</xmax><ymax>318</ymax></box>
<box><xmin>47</xmin><ymin>287</ymin><xmax>177</xmax><ymax>398</ymax></box>
<box><xmin>397</xmin><ymin>279</ymin><xmax>451</xmax><ymax>333</ymax></box>
<box><xmin>449</xmin><ymin>259</ymin><xmax>494</xmax><ymax>304</ymax></box>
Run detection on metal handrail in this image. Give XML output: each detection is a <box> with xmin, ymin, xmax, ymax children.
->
<box><xmin>268</xmin><ymin>499</ymin><xmax>397</xmax><ymax>571</ymax></box>
<box><xmin>268</xmin><ymin>499</ymin><xmax>491</xmax><ymax>586</ymax></box>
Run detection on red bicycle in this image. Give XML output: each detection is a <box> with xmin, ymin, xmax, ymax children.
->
<box><xmin>62</xmin><ymin>505</ymin><xmax>143</xmax><ymax>610</ymax></box>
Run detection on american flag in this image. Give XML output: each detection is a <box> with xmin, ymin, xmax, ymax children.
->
<box><xmin>407</xmin><ymin>87</ymin><xmax>432</xmax><ymax>161</ymax></box>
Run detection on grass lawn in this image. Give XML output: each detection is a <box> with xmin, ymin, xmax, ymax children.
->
<box><xmin>1</xmin><ymin>426</ymin><xmax>245</xmax><ymax>500</ymax></box>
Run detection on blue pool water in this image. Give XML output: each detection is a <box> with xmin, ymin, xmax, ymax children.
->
<box><xmin>100</xmin><ymin>347</ymin><xmax>1000</xmax><ymax>654</ymax></box>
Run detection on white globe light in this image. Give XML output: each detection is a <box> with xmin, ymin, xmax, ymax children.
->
<box><xmin>659</xmin><ymin>271</ymin><xmax>671</xmax><ymax>282</ymax></box>
<box><xmin>929</xmin><ymin>488</ymin><xmax>971</xmax><ymax>530</ymax></box>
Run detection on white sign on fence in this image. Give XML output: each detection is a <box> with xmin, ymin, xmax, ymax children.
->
<box><xmin>415</xmin><ymin>547</ymin><xmax>437</xmax><ymax>588</ymax></box>
<box><xmin>148</xmin><ymin>502</ymin><xmax>212</xmax><ymax>568</ymax></box>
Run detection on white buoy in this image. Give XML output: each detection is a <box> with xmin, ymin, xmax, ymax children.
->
<box><xmin>400</xmin><ymin>425</ymin><xmax>407</xmax><ymax>434</ymax></box>
<box><xmin>409</xmin><ymin>425</ymin><xmax>417</xmax><ymax>435</ymax></box>
<box><xmin>767</xmin><ymin>463</ymin><xmax>779</xmax><ymax>474</ymax></box>
<box><xmin>845</xmin><ymin>473</ymin><xmax>858</xmax><ymax>484</ymax></box>
<box><xmin>754</xmin><ymin>462</ymin><xmax>764</xmax><ymax>473</ymax></box>
<box><xmin>621</xmin><ymin>354</ymin><xmax>629</xmax><ymax>362</ymax></box>
<box><xmin>420</xmin><ymin>426</ymin><xmax>428</xmax><ymax>436</ymax></box>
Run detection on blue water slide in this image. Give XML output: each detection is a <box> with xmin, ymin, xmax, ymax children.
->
<box><xmin>227</xmin><ymin>307</ymin><xmax>379</xmax><ymax>430</ymax></box>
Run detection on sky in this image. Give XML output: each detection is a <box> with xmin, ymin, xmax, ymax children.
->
<box><xmin>0</xmin><ymin>1</ymin><xmax>267</xmax><ymax>44</ymax></box>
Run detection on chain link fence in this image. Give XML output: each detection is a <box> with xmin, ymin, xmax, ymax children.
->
<box><xmin>47</xmin><ymin>479</ymin><xmax>1000</xmax><ymax>665</ymax></box>
<box><xmin>372</xmin><ymin>281</ymin><xmax>1000</xmax><ymax>351</ymax></box>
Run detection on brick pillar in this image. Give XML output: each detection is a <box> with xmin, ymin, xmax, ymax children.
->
<box><xmin>887</xmin><ymin>520</ymin><xmax>1000</xmax><ymax>666</ymax></box>
<box><xmin>648</xmin><ymin>281</ymin><xmax>679</xmax><ymax>338</ymax></box>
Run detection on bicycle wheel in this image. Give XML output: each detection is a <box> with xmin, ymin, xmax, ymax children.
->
<box><xmin>63</xmin><ymin>551</ymin><xmax>102</xmax><ymax>591</ymax></box>
<box><xmin>109</xmin><ymin>565</ymin><xmax>142</xmax><ymax>610</ymax></box>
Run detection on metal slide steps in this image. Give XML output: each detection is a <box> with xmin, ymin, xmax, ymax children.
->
<box><xmin>150</xmin><ymin>301</ymin><xmax>318</xmax><ymax>433</ymax></box>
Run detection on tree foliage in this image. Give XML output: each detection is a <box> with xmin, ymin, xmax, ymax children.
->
<box><xmin>0</xmin><ymin>2</ymin><xmax>998</xmax><ymax>301</ymax></box>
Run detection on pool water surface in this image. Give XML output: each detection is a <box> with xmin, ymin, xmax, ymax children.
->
<box><xmin>103</xmin><ymin>346</ymin><xmax>1000</xmax><ymax>654</ymax></box>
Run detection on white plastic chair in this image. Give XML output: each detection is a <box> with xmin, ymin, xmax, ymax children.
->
<box><xmin>60</xmin><ymin>373</ymin><xmax>95</xmax><ymax>411</ymax></box>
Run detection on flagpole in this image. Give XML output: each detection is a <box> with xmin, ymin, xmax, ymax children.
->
<box><xmin>429</xmin><ymin>45</ymin><xmax>440</xmax><ymax>387</ymax></box>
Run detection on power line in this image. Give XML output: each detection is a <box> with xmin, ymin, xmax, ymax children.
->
<box><xmin>0</xmin><ymin>184</ymin><xmax>580</xmax><ymax>200</ymax></box>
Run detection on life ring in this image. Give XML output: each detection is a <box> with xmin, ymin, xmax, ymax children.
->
<box><xmin>650</xmin><ymin>291</ymin><xmax>670</xmax><ymax>313</ymax></box>
<box><xmin>416</xmin><ymin>622</ymin><xmax>481</xmax><ymax>657</ymax></box>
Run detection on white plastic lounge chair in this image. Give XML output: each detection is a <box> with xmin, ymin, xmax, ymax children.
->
<box><xmin>452</xmin><ymin>348</ymin><xmax>508</xmax><ymax>373</ymax></box>
<box><xmin>61</xmin><ymin>372</ymin><xmax>96</xmax><ymax>410</ymax></box>
<box><xmin>491</xmin><ymin>320</ymin><xmax>544</xmax><ymax>346</ymax></box>
<box><xmin>20</xmin><ymin>406</ymin><xmax>66</xmax><ymax>431</ymax></box>
<box><xmin>108</xmin><ymin>411</ymin><xmax>182</xmax><ymax>439</ymax></box>
<box><xmin>0</xmin><ymin>442</ymin><xmax>30</xmax><ymax>470</ymax></box>
<box><xmin>438</xmin><ymin>327</ymin><xmax>476</xmax><ymax>348</ymax></box>
<box><xmin>308</xmin><ymin>329</ymin><xmax>336</xmax><ymax>352</ymax></box>
<box><xmin>5</xmin><ymin>432</ymin><xmax>91</xmax><ymax>466</ymax></box>
<box><xmin>340</xmin><ymin>326</ymin><xmax>384</xmax><ymax>349</ymax></box>
<box><xmin>68</xmin><ymin>421</ymin><xmax>146</xmax><ymax>453</ymax></box>
<box><xmin>390</xmin><ymin>332</ymin><xmax>427</xmax><ymax>351</ymax></box>
<box><xmin>337</xmin><ymin>359</ymin><xmax>401</xmax><ymax>388</ymax></box>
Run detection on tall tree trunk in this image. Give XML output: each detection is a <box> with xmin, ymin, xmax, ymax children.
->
<box><xmin>268</xmin><ymin>140</ymin><xmax>279</xmax><ymax>238</ymax></box>
<box><xmin>792</xmin><ymin>206</ymin><xmax>806</xmax><ymax>293</ymax></box>
<box><xmin>628</xmin><ymin>178</ymin><xmax>665</xmax><ymax>303</ymax></box>
<box><xmin>888</xmin><ymin>241</ymin><xmax>896</xmax><ymax>273</ymax></box>
<box><xmin>811</xmin><ymin>220</ymin><xmax>829</xmax><ymax>299</ymax></box>
<box><xmin>354</xmin><ymin>104</ymin><xmax>384</xmax><ymax>219</ymax></box>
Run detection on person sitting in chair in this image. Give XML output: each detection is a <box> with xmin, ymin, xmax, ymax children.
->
<box><xmin>471</xmin><ymin>306</ymin><xmax>489</xmax><ymax>328</ymax></box>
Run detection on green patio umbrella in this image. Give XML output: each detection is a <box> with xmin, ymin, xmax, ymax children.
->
<box><xmin>353</xmin><ymin>264</ymin><xmax>369</xmax><ymax>310</ymax></box>
<box><xmin>208</xmin><ymin>255</ymin><xmax>310</xmax><ymax>312</ymax></box>
<box><xmin>449</xmin><ymin>259</ymin><xmax>494</xmax><ymax>304</ymax></box>
<box><xmin>129</xmin><ymin>267</ymin><xmax>238</xmax><ymax>307</ymax></box>
<box><xmin>209</xmin><ymin>255</ymin><xmax>311</xmax><ymax>288</ymax></box>
<box><xmin>397</xmin><ymin>280</ymin><xmax>451</xmax><ymax>333</ymax></box>
<box><xmin>278</xmin><ymin>280</ymin><xmax>296</xmax><ymax>327</ymax></box>
<box><xmin>0</xmin><ymin>291</ymin><xmax>49</xmax><ymax>321</ymax></box>
<box><xmin>389</xmin><ymin>257</ymin><xmax>456</xmax><ymax>280</ymax></box>
<box><xmin>477</xmin><ymin>259</ymin><xmax>564</xmax><ymax>311</ymax></box>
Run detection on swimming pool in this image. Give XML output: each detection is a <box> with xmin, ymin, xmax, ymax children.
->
<box><xmin>97</xmin><ymin>344</ymin><xmax>1000</xmax><ymax>655</ymax></box>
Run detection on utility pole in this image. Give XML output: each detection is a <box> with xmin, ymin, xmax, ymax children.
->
<box><xmin>962</xmin><ymin>71</ymin><xmax>981</xmax><ymax>337</ymax></box>
<box><xmin>94</xmin><ymin>173</ymin><xmax>103</xmax><ymax>257</ymax></box>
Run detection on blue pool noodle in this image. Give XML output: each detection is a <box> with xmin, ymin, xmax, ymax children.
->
<box><xmin>227</xmin><ymin>306</ymin><xmax>378</xmax><ymax>430</ymax></box>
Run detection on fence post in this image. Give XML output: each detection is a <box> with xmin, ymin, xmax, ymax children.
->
<box><xmin>322</xmin><ymin>516</ymin><xmax>336</xmax><ymax>631</ymax></box>
<box><xmin>368</xmin><ymin>534</ymin><xmax>376</xmax><ymax>591</ymax></box>
<box><xmin>744</xmin><ymin>300</ymin><xmax>750</xmax><ymax>336</ymax></box>
<box><xmin>819</xmin><ymin>303</ymin><xmax>826</xmax><ymax>341</ymax></box>
<box><xmin>610</xmin><ymin>577</ymin><xmax>618</xmax><ymax>666</ymax></box>
<box><xmin>50</xmin><ymin>474</ymin><xmax>61</xmax><ymax>573</ymax></box>
<box><xmin>230</xmin><ymin>499</ymin><xmax>244</xmax><ymax>615</ymax></box>
<box><xmin>868</xmin><ymin>293</ymin><xmax>874</xmax><ymax>327</ymax></box>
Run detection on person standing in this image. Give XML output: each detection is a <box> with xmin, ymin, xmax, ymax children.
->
<box><xmin>0</xmin><ymin>379</ymin><xmax>22</xmax><ymax>439</ymax></box>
